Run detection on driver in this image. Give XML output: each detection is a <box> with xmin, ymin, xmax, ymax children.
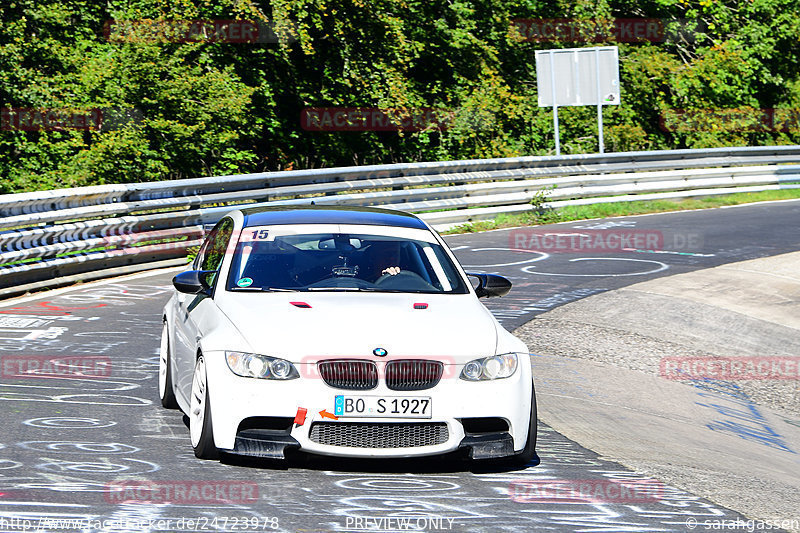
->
<box><xmin>360</xmin><ymin>241</ymin><xmax>402</xmax><ymax>282</ymax></box>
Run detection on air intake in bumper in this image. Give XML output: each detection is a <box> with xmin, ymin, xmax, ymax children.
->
<box><xmin>309</xmin><ymin>422</ymin><xmax>449</xmax><ymax>448</ymax></box>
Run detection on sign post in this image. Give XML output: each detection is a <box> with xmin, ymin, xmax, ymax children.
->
<box><xmin>535</xmin><ymin>46</ymin><xmax>620</xmax><ymax>154</ymax></box>
<box><xmin>548</xmin><ymin>51</ymin><xmax>560</xmax><ymax>155</ymax></box>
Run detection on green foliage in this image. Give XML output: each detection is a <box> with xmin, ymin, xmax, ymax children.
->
<box><xmin>1</xmin><ymin>0</ymin><xmax>799</xmax><ymax>193</ymax></box>
<box><xmin>529</xmin><ymin>185</ymin><xmax>556</xmax><ymax>214</ymax></box>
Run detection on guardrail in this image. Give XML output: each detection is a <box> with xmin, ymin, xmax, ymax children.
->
<box><xmin>2</xmin><ymin>145</ymin><xmax>800</xmax><ymax>298</ymax></box>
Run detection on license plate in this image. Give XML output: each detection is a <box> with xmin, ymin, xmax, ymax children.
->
<box><xmin>333</xmin><ymin>395</ymin><xmax>432</xmax><ymax>419</ymax></box>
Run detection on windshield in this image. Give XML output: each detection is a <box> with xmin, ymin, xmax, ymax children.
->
<box><xmin>226</xmin><ymin>225</ymin><xmax>469</xmax><ymax>294</ymax></box>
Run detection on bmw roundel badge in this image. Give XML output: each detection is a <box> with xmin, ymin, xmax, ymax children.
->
<box><xmin>373</xmin><ymin>347</ymin><xmax>388</xmax><ymax>357</ymax></box>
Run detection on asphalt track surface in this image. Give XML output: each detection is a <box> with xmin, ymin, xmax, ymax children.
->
<box><xmin>0</xmin><ymin>200</ymin><xmax>798</xmax><ymax>533</ymax></box>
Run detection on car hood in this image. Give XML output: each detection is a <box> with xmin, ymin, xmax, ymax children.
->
<box><xmin>215</xmin><ymin>292</ymin><xmax>500</xmax><ymax>364</ymax></box>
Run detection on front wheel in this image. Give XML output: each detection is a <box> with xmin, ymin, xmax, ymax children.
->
<box><xmin>190</xmin><ymin>355</ymin><xmax>219</xmax><ymax>459</ymax></box>
<box><xmin>158</xmin><ymin>322</ymin><xmax>178</xmax><ymax>409</ymax></box>
<box><xmin>511</xmin><ymin>380</ymin><xmax>538</xmax><ymax>467</ymax></box>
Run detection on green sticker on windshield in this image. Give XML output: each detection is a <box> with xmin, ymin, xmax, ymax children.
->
<box><xmin>237</xmin><ymin>277</ymin><xmax>253</xmax><ymax>288</ymax></box>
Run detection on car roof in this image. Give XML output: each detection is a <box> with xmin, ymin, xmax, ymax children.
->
<box><xmin>240</xmin><ymin>205</ymin><xmax>429</xmax><ymax>230</ymax></box>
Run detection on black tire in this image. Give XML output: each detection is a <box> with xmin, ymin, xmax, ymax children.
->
<box><xmin>191</xmin><ymin>356</ymin><xmax>219</xmax><ymax>460</ymax></box>
<box><xmin>508</xmin><ymin>379</ymin><xmax>538</xmax><ymax>468</ymax></box>
<box><xmin>159</xmin><ymin>322</ymin><xmax>179</xmax><ymax>409</ymax></box>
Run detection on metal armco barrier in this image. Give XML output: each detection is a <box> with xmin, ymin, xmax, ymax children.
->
<box><xmin>2</xmin><ymin>145</ymin><xmax>800</xmax><ymax>298</ymax></box>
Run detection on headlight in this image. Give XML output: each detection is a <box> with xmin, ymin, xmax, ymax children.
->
<box><xmin>225</xmin><ymin>351</ymin><xmax>299</xmax><ymax>380</ymax></box>
<box><xmin>460</xmin><ymin>353</ymin><xmax>518</xmax><ymax>381</ymax></box>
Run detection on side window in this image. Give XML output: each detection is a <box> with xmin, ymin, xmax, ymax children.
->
<box><xmin>198</xmin><ymin>218</ymin><xmax>234</xmax><ymax>286</ymax></box>
<box><xmin>192</xmin><ymin>238</ymin><xmax>211</xmax><ymax>270</ymax></box>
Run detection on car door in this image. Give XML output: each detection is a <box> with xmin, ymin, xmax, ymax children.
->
<box><xmin>173</xmin><ymin>217</ymin><xmax>234</xmax><ymax>404</ymax></box>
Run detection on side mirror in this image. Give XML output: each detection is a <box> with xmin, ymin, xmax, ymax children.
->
<box><xmin>173</xmin><ymin>270</ymin><xmax>215</xmax><ymax>296</ymax></box>
<box><xmin>467</xmin><ymin>273</ymin><xmax>512</xmax><ymax>298</ymax></box>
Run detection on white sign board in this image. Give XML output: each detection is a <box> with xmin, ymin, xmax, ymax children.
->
<box><xmin>536</xmin><ymin>46</ymin><xmax>620</xmax><ymax>107</ymax></box>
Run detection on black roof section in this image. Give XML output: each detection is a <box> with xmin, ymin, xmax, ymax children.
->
<box><xmin>240</xmin><ymin>205</ymin><xmax>428</xmax><ymax>230</ymax></box>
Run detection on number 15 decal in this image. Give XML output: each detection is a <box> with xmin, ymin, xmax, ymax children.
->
<box><xmin>249</xmin><ymin>229</ymin><xmax>269</xmax><ymax>241</ymax></box>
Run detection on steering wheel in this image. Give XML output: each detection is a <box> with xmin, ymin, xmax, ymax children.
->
<box><xmin>374</xmin><ymin>270</ymin><xmax>436</xmax><ymax>291</ymax></box>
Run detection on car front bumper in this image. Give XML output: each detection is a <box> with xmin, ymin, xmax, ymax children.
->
<box><xmin>203</xmin><ymin>352</ymin><xmax>533</xmax><ymax>459</ymax></box>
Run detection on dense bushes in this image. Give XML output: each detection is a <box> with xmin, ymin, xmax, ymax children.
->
<box><xmin>1</xmin><ymin>0</ymin><xmax>798</xmax><ymax>193</ymax></box>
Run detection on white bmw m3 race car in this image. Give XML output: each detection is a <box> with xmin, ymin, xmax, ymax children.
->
<box><xmin>160</xmin><ymin>206</ymin><xmax>536</xmax><ymax>465</ymax></box>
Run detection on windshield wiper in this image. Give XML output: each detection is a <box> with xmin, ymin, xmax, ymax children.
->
<box><xmin>304</xmin><ymin>287</ymin><xmax>417</xmax><ymax>292</ymax></box>
<box><xmin>231</xmin><ymin>287</ymin><xmax>299</xmax><ymax>292</ymax></box>
<box><xmin>306</xmin><ymin>287</ymin><xmax>364</xmax><ymax>291</ymax></box>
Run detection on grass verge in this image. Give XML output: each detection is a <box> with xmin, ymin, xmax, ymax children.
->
<box><xmin>442</xmin><ymin>188</ymin><xmax>800</xmax><ymax>234</ymax></box>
